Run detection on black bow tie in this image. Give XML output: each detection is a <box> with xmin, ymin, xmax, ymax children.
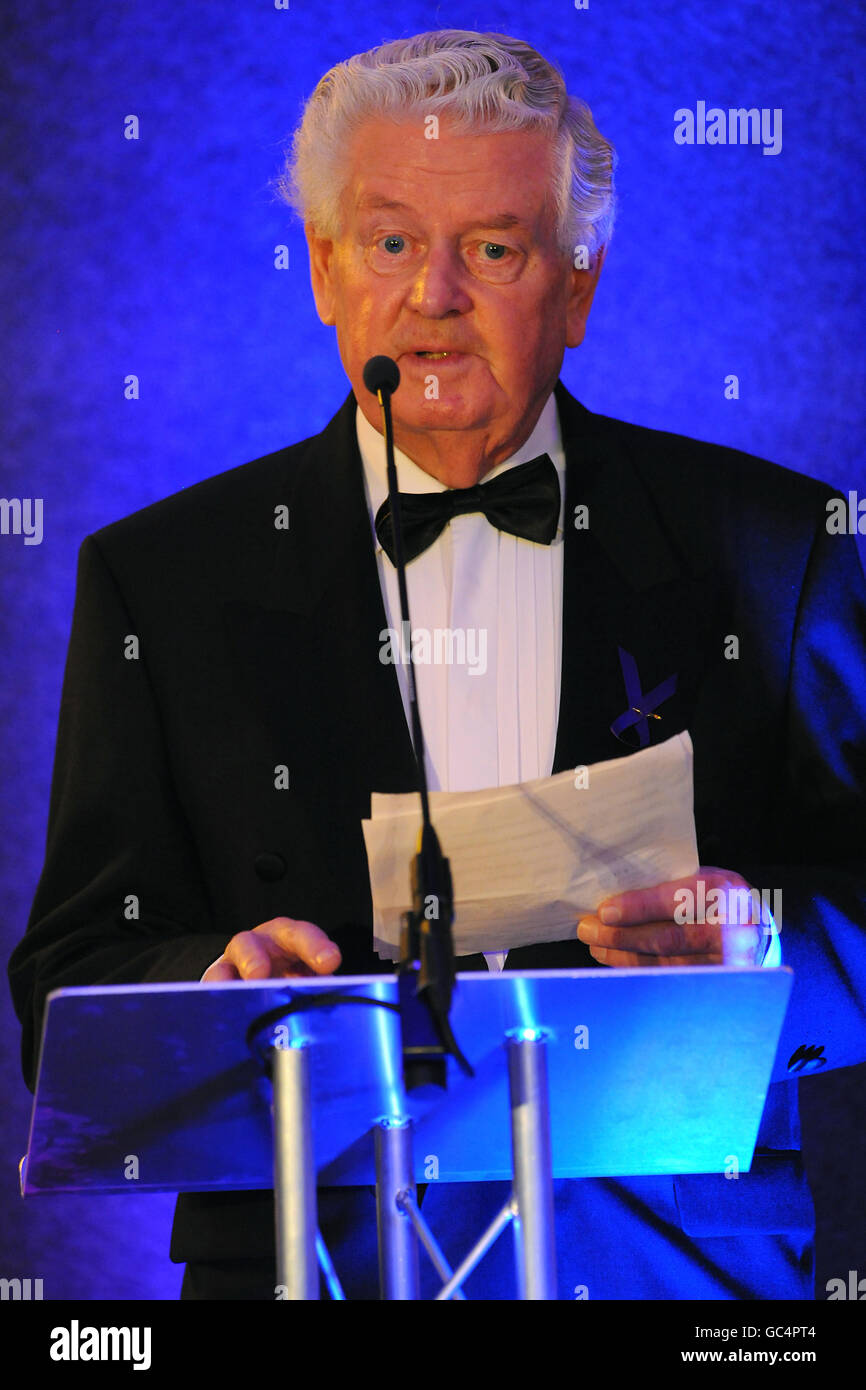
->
<box><xmin>374</xmin><ymin>453</ymin><xmax>561</xmax><ymax>566</ymax></box>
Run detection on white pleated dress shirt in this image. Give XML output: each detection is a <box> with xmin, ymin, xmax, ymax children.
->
<box><xmin>357</xmin><ymin>390</ymin><xmax>566</xmax><ymax>969</ymax></box>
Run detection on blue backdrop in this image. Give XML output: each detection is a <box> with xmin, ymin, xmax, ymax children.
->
<box><xmin>2</xmin><ymin>0</ymin><xmax>864</xmax><ymax>1299</ymax></box>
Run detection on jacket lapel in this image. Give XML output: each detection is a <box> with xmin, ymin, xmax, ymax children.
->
<box><xmin>551</xmin><ymin>380</ymin><xmax>717</xmax><ymax>776</ymax></box>
<box><xmin>225</xmin><ymin>389</ymin><xmax>418</xmax><ymax>805</ymax></box>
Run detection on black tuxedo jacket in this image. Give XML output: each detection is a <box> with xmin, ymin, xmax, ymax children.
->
<box><xmin>10</xmin><ymin>380</ymin><xmax>866</xmax><ymax>1294</ymax></box>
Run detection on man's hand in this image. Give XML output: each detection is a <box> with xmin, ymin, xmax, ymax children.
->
<box><xmin>577</xmin><ymin>868</ymin><xmax>766</xmax><ymax>967</ymax></box>
<box><xmin>201</xmin><ymin>917</ymin><xmax>342</xmax><ymax>982</ymax></box>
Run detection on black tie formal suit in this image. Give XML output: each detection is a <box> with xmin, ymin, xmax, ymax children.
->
<box><xmin>10</xmin><ymin>380</ymin><xmax>866</xmax><ymax>1298</ymax></box>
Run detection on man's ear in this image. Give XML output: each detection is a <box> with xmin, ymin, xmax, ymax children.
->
<box><xmin>565</xmin><ymin>244</ymin><xmax>606</xmax><ymax>349</ymax></box>
<box><xmin>304</xmin><ymin>222</ymin><xmax>337</xmax><ymax>326</ymax></box>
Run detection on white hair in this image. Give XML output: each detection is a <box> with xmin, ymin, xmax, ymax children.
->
<box><xmin>275</xmin><ymin>29</ymin><xmax>616</xmax><ymax>258</ymax></box>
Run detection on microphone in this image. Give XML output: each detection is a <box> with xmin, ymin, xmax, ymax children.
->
<box><xmin>362</xmin><ymin>354</ymin><xmax>401</xmax><ymax>397</ymax></box>
<box><xmin>362</xmin><ymin>355</ymin><xmax>471</xmax><ymax>1088</ymax></box>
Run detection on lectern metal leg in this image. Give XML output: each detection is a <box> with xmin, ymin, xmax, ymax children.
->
<box><xmin>272</xmin><ymin>1042</ymin><xmax>318</xmax><ymax>1300</ymax></box>
<box><xmin>375</xmin><ymin>1117</ymin><xmax>420</xmax><ymax>1300</ymax></box>
<box><xmin>506</xmin><ymin>1032</ymin><xmax>557</xmax><ymax>1300</ymax></box>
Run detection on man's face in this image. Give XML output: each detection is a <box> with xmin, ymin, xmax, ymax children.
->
<box><xmin>306</xmin><ymin>114</ymin><xmax>603</xmax><ymax>485</ymax></box>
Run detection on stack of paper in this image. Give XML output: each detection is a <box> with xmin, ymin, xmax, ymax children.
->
<box><xmin>362</xmin><ymin>731</ymin><xmax>699</xmax><ymax>960</ymax></box>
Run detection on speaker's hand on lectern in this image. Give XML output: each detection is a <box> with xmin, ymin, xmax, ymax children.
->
<box><xmin>201</xmin><ymin>917</ymin><xmax>342</xmax><ymax>981</ymax></box>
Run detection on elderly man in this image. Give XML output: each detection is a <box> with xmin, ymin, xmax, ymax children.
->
<box><xmin>9</xmin><ymin>29</ymin><xmax>866</xmax><ymax>1301</ymax></box>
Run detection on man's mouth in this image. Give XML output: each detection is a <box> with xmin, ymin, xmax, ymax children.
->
<box><xmin>415</xmin><ymin>350</ymin><xmax>456</xmax><ymax>359</ymax></box>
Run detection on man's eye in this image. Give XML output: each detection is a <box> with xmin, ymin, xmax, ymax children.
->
<box><xmin>482</xmin><ymin>243</ymin><xmax>508</xmax><ymax>260</ymax></box>
<box><xmin>379</xmin><ymin>235</ymin><xmax>407</xmax><ymax>255</ymax></box>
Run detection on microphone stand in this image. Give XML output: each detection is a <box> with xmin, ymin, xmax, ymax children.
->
<box><xmin>366</xmin><ymin>357</ymin><xmax>472</xmax><ymax>1090</ymax></box>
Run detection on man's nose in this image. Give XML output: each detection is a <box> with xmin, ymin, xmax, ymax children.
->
<box><xmin>406</xmin><ymin>244</ymin><xmax>473</xmax><ymax>316</ymax></box>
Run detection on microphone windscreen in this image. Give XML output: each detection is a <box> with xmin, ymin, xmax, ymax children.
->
<box><xmin>363</xmin><ymin>355</ymin><xmax>401</xmax><ymax>396</ymax></box>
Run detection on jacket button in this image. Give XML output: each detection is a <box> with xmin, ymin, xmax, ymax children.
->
<box><xmin>254</xmin><ymin>852</ymin><xmax>286</xmax><ymax>882</ymax></box>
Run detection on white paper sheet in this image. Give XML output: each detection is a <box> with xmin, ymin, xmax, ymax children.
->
<box><xmin>363</xmin><ymin>731</ymin><xmax>699</xmax><ymax>960</ymax></box>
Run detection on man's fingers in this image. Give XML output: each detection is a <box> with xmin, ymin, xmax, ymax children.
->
<box><xmin>220</xmin><ymin>930</ymin><xmax>275</xmax><ymax>978</ymax></box>
<box><xmin>201</xmin><ymin>956</ymin><xmax>240</xmax><ymax>982</ymax></box>
<box><xmin>579</xmin><ymin>914</ymin><xmax>762</xmax><ymax>965</ymax></box>
<box><xmin>578</xmin><ymin>915</ymin><xmax>719</xmax><ymax>956</ymax></box>
<box><xmin>596</xmin><ymin>868</ymin><xmax>750</xmax><ymax>927</ymax></box>
<box><xmin>265</xmin><ymin>918</ymin><xmax>342</xmax><ymax>973</ymax></box>
<box><xmin>590</xmin><ymin>946</ymin><xmax>725</xmax><ymax>968</ymax></box>
<box><xmin>219</xmin><ymin>919</ymin><xmax>342</xmax><ymax>979</ymax></box>
<box><xmin>721</xmin><ymin>922</ymin><xmax>764</xmax><ymax>966</ymax></box>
